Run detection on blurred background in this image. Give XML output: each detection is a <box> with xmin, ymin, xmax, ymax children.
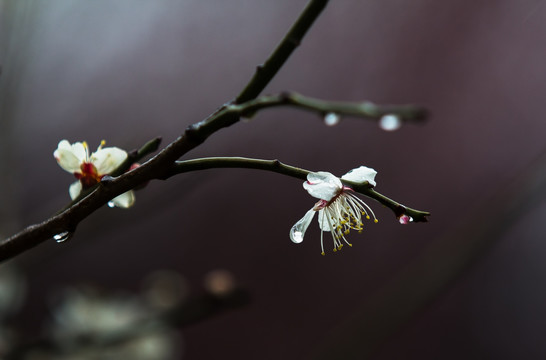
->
<box><xmin>1</xmin><ymin>0</ymin><xmax>545</xmax><ymax>359</ymax></box>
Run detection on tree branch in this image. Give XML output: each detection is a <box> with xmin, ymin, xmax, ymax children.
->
<box><xmin>0</xmin><ymin>0</ymin><xmax>332</xmax><ymax>262</ymax></box>
<box><xmin>165</xmin><ymin>157</ymin><xmax>430</xmax><ymax>222</ymax></box>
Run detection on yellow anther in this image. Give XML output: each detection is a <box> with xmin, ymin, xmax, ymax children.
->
<box><xmin>333</xmin><ymin>248</ymin><xmax>337</xmax><ymax>252</ymax></box>
<box><xmin>366</xmin><ymin>215</ymin><xmax>370</xmax><ymax>220</ymax></box>
<box><xmin>348</xmin><ymin>243</ymin><xmax>352</xmax><ymax>247</ymax></box>
<box><xmin>374</xmin><ymin>219</ymin><xmax>378</xmax><ymax>223</ymax></box>
<box><xmin>82</xmin><ymin>141</ymin><xmax>88</xmax><ymax>149</ymax></box>
<box><xmin>321</xmin><ymin>252</ymin><xmax>325</xmax><ymax>256</ymax></box>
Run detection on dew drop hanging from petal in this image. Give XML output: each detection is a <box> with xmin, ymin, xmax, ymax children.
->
<box><xmin>379</xmin><ymin>114</ymin><xmax>402</xmax><ymax>131</ymax></box>
<box><xmin>289</xmin><ymin>209</ymin><xmax>316</xmax><ymax>244</ymax></box>
<box><xmin>291</xmin><ymin>230</ymin><xmax>304</xmax><ymax>243</ymax></box>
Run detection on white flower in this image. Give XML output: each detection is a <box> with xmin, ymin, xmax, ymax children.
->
<box><xmin>290</xmin><ymin>166</ymin><xmax>378</xmax><ymax>255</ymax></box>
<box><xmin>54</xmin><ymin>140</ymin><xmax>135</xmax><ymax>208</ymax></box>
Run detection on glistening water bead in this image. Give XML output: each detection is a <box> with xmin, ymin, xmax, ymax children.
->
<box><xmin>53</xmin><ymin>231</ymin><xmax>72</xmax><ymax>243</ymax></box>
<box><xmin>291</xmin><ymin>231</ymin><xmax>304</xmax><ymax>243</ymax></box>
<box><xmin>323</xmin><ymin>112</ymin><xmax>340</xmax><ymax>126</ymax></box>
<box><xmin>379</xmin><ymin>114</ymin><xmax>402</xmax><ymax>131</ymax></box>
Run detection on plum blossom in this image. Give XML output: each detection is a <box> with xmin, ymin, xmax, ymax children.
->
<box><xmin>290</xmin><ymin>166</ymin><xmax>378</xmax><ymax>255</ymax></box>
<box><xmin>53</xmin><ymin>140</ymin><xmax>135</xmax><ymax>208</ymax></box>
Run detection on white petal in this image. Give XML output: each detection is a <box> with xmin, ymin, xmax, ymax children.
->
<box><xmin>307</xmin><ymin>171</ymin><xmax>341</xmax><ymax>186</ymax></box>
<box><xmin>303</xmin><ymin>171</ymin><xmax>342</xmax><ymax>201</ymax></box>
<box><xmin>317</xmin><ymin>210</ymin><xmax>333</xmax><ymax>232</ymax></box>
<box><xmin>110</xmin><ymin>191</ymin><xmax>135</xmax><ymax>208</ymax></box>
<box><xmin>69</xmin><ymin>181</ymin><xmax>82</xmax><ymax>200</ymax></box>
<box><xmin>341</xmin><ymin>166</ymin><xmax>377</xmax><ymax>187</ymax></box>
<box><xmin>289</xmin><ymin>209</ymin><xmax>316</xmax><ymax>243</ymax></box>
<box><xmin>54</xmin><ymin>140</ymin><xmax>86</xmax><ymax>173</ymax></box>
<box><xmin>70</xmin><ymin>142</ymin><xmax>87</xmax><ymax>162</ymax></box>
<box><xmin>90</xmin><ymin>147</ymin><xmax>127</xmax><ymax>175</ymax></box>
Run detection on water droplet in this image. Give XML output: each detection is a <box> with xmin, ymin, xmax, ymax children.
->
<box><xmin>53</xmin><ymin>231</ymin><xmax>72</xmax><ymax>243</ymax></box>
<box><xmin>379</xmin><ymin>114</ymin><xmax>402</xmax><ymax>131</ymax></box>
<box><xmin>291</xmin><ymin>231</ymin><xmax>304</xmax><ymax>244</ymax></box>
<box><xmin>290</xmin><ymin>209</ymin><xmax>315</xmax><ymax>244</ymax></box>
<box><xmin>399</xmin><ymin>215</ymin><xmax>413</xmax><ymax>224</ymax></box>
<box><xmin>107</xmin><ymin>201</ymin><xmax>115</xmax><ymax>208</ymax></box>
<box><xmin>323</xmin><ymin>112</ymin><xmax>340</xmax><ymax>126</ymax></box>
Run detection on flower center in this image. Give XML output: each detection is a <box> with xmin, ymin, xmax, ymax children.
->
<box><xmin>318</xmin><ymin>191</ymin><xmax>378</xmax><ymax>254</ymax></box>
<box><xmin>75</xmin><ymin>162</ymin><xmax>103</xmax><ymax>188</ymax></box>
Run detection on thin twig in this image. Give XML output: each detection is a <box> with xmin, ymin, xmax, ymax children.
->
<box><xmin>166</xmin><ymin>157</ymin><xmax>430</xmax><ymax>222</ymax></box>
<box><xmin>235</xmin><ymin>0</ymin><xmax>330</xmax><ymax>104</ymax></box>
<box><xmin>230</xmin><ymin>92</ymin><xmax>427</xmax><ymax>124</ymax></box>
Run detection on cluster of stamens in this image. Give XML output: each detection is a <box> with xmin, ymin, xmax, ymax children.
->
<box><xmin>315</xmin><ymin>188</ymin><xmax>378</xmax><ymax>255</ymax></box>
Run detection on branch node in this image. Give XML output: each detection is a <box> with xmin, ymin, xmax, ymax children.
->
<box><xmin>184</xmin><ymin>124</ymin><xmax>206</xmax><ymax>144</ymax></box>
<box><xmin>279</xmin><ymin>91</ymin><xmax>292</xmax><ymax>101</ymax></box>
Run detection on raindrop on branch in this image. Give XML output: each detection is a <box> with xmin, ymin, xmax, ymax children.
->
<box><xmin>107</xmin><ymin>201</ymin><xmax>115</xmax><ymax>208</ymax></box>
<box><xmin>379</xmin><ymin>114</ymin><xmax>402</xmax><ymax>131</ymax></box>
<box><xmin>53</xmin><ymin>231</ymin><xmax>73</xmax><ymax>243</ymax></box>
<box><xmin>398</xmin><ymin>215</ymin><xmax>413</xmax><ymax>224</ymax></box>
<box><xmin>323</xmin><ymin>112</ymin><xmax>340</xmax><ymax>126</ymax></box>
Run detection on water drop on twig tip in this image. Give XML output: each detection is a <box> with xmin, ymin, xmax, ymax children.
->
<box><xmin>399</xmin><ymin>215</ymin><xmax>413</xmax><ymax>224</ymax></box>
<box><xmin>107</xmin><ymin>201</ymin><xmax>115</xmax><ymax>208</ymax></box>
<box><xmin>379</xmin><ymin>114</ymin><xmax>402</xmax><ymax>131</ymax></box>
<box><xmin>323</xmin><ymin>112</ymin><xmax>340</xmax><ymax>126</ymax></box>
